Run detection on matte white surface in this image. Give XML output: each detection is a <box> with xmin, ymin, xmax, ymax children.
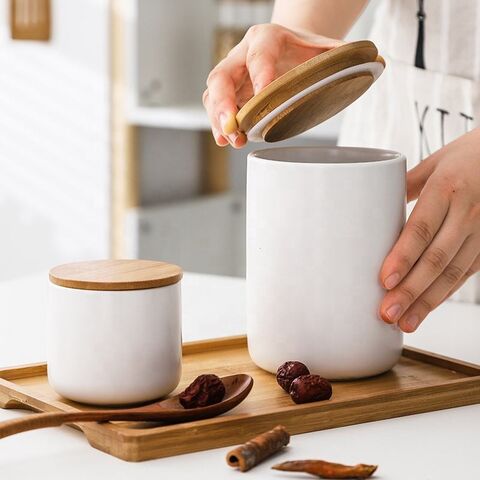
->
<box><xmin>0</xmin><ymin>272</ymin><xmax>478</xmax><ymax>479</ymax></box>
<box><xmin>247</xmin><ymin>147</ymin><xmax>405</xmax><ymax>378</ymax></box>
<box><xmin>48</xmin><ymin>282</ymin><xmax>182</xmax><ymax>405</ymax></box>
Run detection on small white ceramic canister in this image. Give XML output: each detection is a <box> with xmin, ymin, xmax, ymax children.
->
<box><xmin>247</xmin><ymin>146</ymin><xmax>406</xmax><ymax>379</ymax></box>
<box><xmin>48</xmin><ymin>259</ymin><xmax>182</xmax><ymax>405</ymax></box>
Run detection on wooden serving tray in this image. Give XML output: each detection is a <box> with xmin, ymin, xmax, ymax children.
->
<box><xmin>0</xmin><ymin>336</ymin><xmax>479</xmax><ymax>462</ymax></box>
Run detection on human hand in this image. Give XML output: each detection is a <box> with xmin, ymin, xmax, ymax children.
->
<box><xmin>202</xmin><ymin>24</ymin><xmax>343</xmax><ymax>148</ymax></box>
<box><xmin>379</xmin><ymin>128</ymin><xmax>480</xmax><ymax>332</ymax></box>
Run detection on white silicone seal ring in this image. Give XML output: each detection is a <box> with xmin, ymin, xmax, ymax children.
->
<box><xmin>247</xmin><ymin>61</ymin><xmax>385</xmax><ymax>142</ymax></box>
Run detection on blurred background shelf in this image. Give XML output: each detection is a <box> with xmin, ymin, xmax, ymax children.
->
<box><xmin>128</xmin><ymin>104</ymin><xmax>210</xmax><ymax>131</ymax></box>
<box><xmin>0</xmin><ymin>0</ymin><xmax>379</xmax><ymax>281</ymax></box>
<box><xmin>128</xmin><ymin>104</ymin><xmax>343</xmax><ymax>141</ymax></box>
<box><xmin>125</xmin><ymin>193</ymin><xmax>246</xmax><ymax>277</ymax></box>
<box><xmin>113</xmin><ymin>0</ymin><xmax>379</xmax><ymax>277</ymax></box>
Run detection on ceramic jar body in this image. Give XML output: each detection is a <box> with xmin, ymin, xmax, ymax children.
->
<box><xmin>47</xmin><ymin>282</ymin><xmax>182</xmax><ymax>405</ymax></box>
<box><xmin>247</xmin><ymin>146</ymin><xmax>406</xmax><ymax>379</ymax></box>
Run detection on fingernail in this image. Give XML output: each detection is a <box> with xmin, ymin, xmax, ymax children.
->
<box><xmin>227</xmin><ymin>132</ymin><xmax>238</xmax><ymax>146</ymax></box>
<box><xmin>212</xmin><ymin>128</ymin><xmax>224</xmax><ymax>145</ymax></box>
<box><xmin>253</xmin><ymin>83</ymin><xmax>260</xmax><ymax>94</ymax></box>
<box><xmin>219</xmin><ymin>112</ymin><xmax>237</xmax><ymax>135</ymax></box>
<box><xmin>384</xmin><ymin>272</ymin><xmax>400</xmax><ymax>290</ymax></box>
<box><xmin>219</xmin><ymin>113</ymin><xmax>227</xmax><ymax>133</ymax></box>
<box><xmin>405</xmin><ymin>314</ymin><xmax>420</xmax><ymax>332</ymax></box>
<box><xmin>215</xmin><ymin>135</ymin><xmax>228</xmax><ymax>146</ymax></box>
<box><xmin>237</xmin><ymin>131</ymin><xmax>247</xmax><ymax>145</ymax></box>
<box><xmin>385</xmin><ymin>304</ymin><xmax>402</xmax><ymax>322</ymax></box>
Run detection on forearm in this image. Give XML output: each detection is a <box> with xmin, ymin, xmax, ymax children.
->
<box><xmin>271</xmin><ymin>0</ymin><xmax>369</xmax><ymax>39</ymax></box>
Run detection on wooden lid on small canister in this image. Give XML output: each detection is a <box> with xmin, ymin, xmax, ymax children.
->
<box><xmin>49</xmin><ymin>260</ymin><xmax>183</xmax><ymax>291</ymax></box>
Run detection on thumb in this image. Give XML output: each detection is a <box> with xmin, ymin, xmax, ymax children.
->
<box><xmin>245</xmin><ymin>28</ymin><xmax>281</xmax><ymax>95</ymax></box>
<box><xmin>247</xmin><ymin>49</ymin><xmax>277</xmax><ymax>95</ymax></box>
<box><xmin>406</xmin><ymin>155</ymin><xmax>436</xmax><ymax>202</ymax></box>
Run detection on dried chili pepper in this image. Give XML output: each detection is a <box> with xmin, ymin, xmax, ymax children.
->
<box><xmin>272</xmin><ymin>459</ymin><xmax>377</xmax><ymax>479</ymax></box>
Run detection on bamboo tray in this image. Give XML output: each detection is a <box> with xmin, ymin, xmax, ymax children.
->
<box><xmin>0</xmin><ymin>335</ymin><xmax>479</xmax><ymax>462</ymax></box>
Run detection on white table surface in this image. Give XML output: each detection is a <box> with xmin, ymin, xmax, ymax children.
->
<box><xmin>0</xmin><ymin>272</ymin><xmax>478</xmax><ymax>479</ymax></box>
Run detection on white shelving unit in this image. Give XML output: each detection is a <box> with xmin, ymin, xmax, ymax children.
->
<box><xmin>128</xmin><ymin>104</ymin><xmax>210</xmax><ymax>131</ymax></box>
<box><xmin>127</xmin><ymin>103</ymin><xmax>342</xmax><ymax>140</ymax></box>
<box><xmin>123</xmin><ymin>0</ymin><xmax>248</xmax><ymax>276</ymax></box>
<box><xmin>128</xmin><ymin>104</ymin><xmax>344</xmax><ymax>141</ymax></box>
<box><xmin>125</xmin><ymin>192</ymin><xmax>246</xmax><ymax>277</ymax></box>
<box><xmin>121</xmin><ymin>0</ymin><xmax>377</xmax><ymax>276</ymax></box>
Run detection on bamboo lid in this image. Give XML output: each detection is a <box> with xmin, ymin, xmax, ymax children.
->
<box><xmin>236</xmin><ymin>40</ymin><xmax>385</xmax><ymax>142</ymax></box>
<box><xmin>49</xmin><ymin>260</ymin><xmax>183</xmax><ymax>291</ymax></box>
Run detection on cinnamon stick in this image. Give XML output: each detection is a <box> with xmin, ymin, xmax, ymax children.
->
<box><xmin>226</xmin><ymin>425</ymin><xmax>290</xmax><ymax>472</ymax></box>
<box><xmin>272</xmin><ymin>460</ymin><xmax>377</xmax><ymax>479</ymax></box>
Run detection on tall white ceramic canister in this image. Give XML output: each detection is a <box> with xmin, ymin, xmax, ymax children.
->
<box><xmin>48</xmin><ymin>259</ymin><xmax>182</xmax><ymax>405</ymax></box>
<box><xmin>247</xmin><ymin>146</ymin><xmax>406</xmax><ymax>379</ymax></box>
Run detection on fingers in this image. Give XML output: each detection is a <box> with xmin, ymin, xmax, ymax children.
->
<box><xmin>246</xmin><ymin>26</ymin><xmax>280</xmax><ymax>95</ymax></box>
<box><xmin>203</xmin><ymin>23</ymin><xmax>344</xmax><ymax>147</ymax></box>
<box><xmin>378</xmin><ymin>129</ymin><xmax>480</xmax><ymax>332</ymax></box>
<box><xmin>380</xmin><ymin>209</ymin><xmax>468</xmax><ymax>326</ymax></box>
<box><xmin>444</xmin><ymin>254</ymin><xmax>480</xmax><ymax>300</ymax></box>
<box><xmin>204</xmin><ymin>93</ymin><xmax>229</xmax><ymax>147</ymax></box>
<box><xmin>204</xmin><ymin>23</ymin><xmax>284</xmax><ymax>147</ymax></box>
<box><xmin>396</xmin><ymin>235</ymin><xmax>480</xmax><ymax>332</ymax></box>
<box><xmin>406</xmin><ymin>156</ymin><xmax>437</xmax><ymax>202</ymax></box>
<box><xmin>247</xmin><ymin>50</ymin><xmax>277</xmax><ymax>95</ymax></box>
<box><xmin>380</xmin><ymin>180</ymin><xmax>450</xmax><ymax>291</ymax></box>
<box><xmin>236</xmin><ymin>81</ymin><xmax>255</xmax><ymax>108</ymax></box>
<box><xmin>204</xmin><ymin>47</ymin><xmax>248</xmax><ymax>147</ymax></box>
<box><xmin>244</xmin><ymin>25</ymin><xmax>281</xmax><ymax>94</ymax></box>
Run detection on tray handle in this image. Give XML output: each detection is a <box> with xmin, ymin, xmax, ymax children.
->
<box><xmin>0</xmin><ymin>391</ymin><xmax>38</xmax><ymax>411</ymax></box>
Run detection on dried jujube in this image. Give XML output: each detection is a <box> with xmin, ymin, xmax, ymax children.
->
<box><xmin>179</xmin><ymin>374</ymin><xmax>226</xmax><ymax>409</ymax></box>
<box><xmin>276</xmin><ymin>361</ymin><xmax>310</xmax><ymax>392</ymax></box>
<box><xmin>289</xmin><ymin>374</ymin><xmax>332</xmax><ymax>404</ymax></box>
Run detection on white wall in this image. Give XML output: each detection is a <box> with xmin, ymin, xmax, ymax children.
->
<box><xmin>0</xmin><ymin>0</ymin><xmax>110</xmax><ymax>280</ymax></box>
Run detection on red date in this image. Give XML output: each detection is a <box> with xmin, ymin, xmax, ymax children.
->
<box><xmin>179</xmin><ymin>374</ymin><xmax>226</xmax><ymax>409</ymax></box>
<box><xmin>276</xmin><ymin>361</ymin><xmax>310</xmax><ymax>392</ymax></box>
<box><xmin>289</xmin><ymin>375</ymin><xmax>332</xmax><ymax>404</ymax></box>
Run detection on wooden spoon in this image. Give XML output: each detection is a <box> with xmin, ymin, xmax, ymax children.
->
<box><xmin>0</xmin><ymin>374</ymin><xmax>253</xmax><ymax>439</ymax></box>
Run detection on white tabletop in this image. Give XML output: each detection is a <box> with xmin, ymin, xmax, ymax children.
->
<box><xmin>0</xmin><ymin>272</ymin><xmax>478</xmax><ymax>479</ymax></box>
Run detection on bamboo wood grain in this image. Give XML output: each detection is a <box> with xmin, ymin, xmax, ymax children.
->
<box><xmin>0</xmin><ymin>374</ymin><xmax>253</xmax><ymax>440</ymax></box>
<box><xmin>111</xmin><ymin>0</ymin><xmax>139</xmax><ymax>258</ymax></box>
<box><xmin>263</xmin><ymin>72</ymin><xmax>373</xmax><ymax>142</ymax></box>
<box><xmin>236</xmin><ymin>41</ymin><xmax>380</xmax><ymax>141</ymax></box>
<box><xmin>11</xmin><ymin>0</ymin><xmax>50</xmax><ymax>41</ymax></box>
<box><xmin>0</xmin><ymin>411</ymin><xmax>165</xmax><ymax>439</ymax></box>
<box><xmin>0</xmin><ymin>363</ymin><xmax>46</xmax><ymax>381</ymax></box>
<box><xmin>0</xmin><ymin>336</ymin><xmax>479</xmax><ymax>461</ymax></box>
<box><xmin>49</xmin><ymin>259</ymin><xmax>182</xmax><ymax>291</ymax></box>
<box><xmin>201</xmin><ymin>132</ymin><xmax>230</xmax><ymax>194</ymax></box>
